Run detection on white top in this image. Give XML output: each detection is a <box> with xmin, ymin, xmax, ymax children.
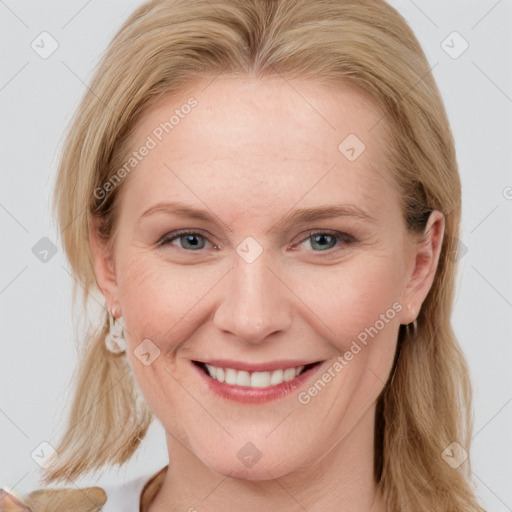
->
<box><xmin>100</xmin><ymin>468</ymin><xmax>164</xmax><ymax>512</ymax></box>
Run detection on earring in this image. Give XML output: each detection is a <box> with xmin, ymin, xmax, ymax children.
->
<box><xmin>407</xmin><ymin>304</ymin><xmax>418</xmax><ymax>333</ymax></box>
<box><xmin>105</xmin><ymin>309</ymin><xmax>126</xmax><ymax>355</ymax></box>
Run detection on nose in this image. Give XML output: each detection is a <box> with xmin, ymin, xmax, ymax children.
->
<box><xmin>213</xmin><ymin>248</ymin><xmax>292</xmax><ymax>345</ymax></box>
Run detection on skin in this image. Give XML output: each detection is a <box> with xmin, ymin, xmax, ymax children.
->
<box><xmin>89</xmin><ymin>75</ymin><xmax>444</xmax><ymax>512</ymax></box>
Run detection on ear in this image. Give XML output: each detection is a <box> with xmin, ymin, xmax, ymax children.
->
<box><xmin>400</xmin><ymin>210</ymin><xmax>445</xmax><ymax>325</ymax></box>
<box><xmin>88</xmin><ymin>214</ymin><xmax>121</xmax><ymax>315</ymax></box>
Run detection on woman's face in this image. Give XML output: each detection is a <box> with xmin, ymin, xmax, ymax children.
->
<box><xmin>91</xmin><ymin>76</ymin><xmax>441</xmax><ymax>479</ymax></box>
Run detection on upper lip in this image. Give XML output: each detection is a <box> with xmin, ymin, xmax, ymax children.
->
<box><xmin>194</xmin><ymin>359</ymin><xmax>323</xmax><ymax>373</ymax></box>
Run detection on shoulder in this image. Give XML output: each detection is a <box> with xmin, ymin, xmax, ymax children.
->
<box><xmin>100</xmin><ymin>470</ymin><xmax>157</xmax><ymax>512</ymax></box>
<box><xmin>98</xmin><ymin>465</ymin><xmax>168</xmax><ymax>512</ymax></box>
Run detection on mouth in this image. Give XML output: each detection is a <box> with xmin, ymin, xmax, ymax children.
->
<box><xmin>192</xmin><ymin>360</ymin><xmax>324</xmax><ymax>389</ymax></box>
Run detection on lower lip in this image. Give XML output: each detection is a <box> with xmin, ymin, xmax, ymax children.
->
<box><xmin>191</xmin><ymin>360</ymin><xmax>326</xmax><ymax>404</ymax></box>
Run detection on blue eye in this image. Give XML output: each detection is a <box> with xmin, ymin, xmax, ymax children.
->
<box><xmin>299</xmin><ymin>231</ymin><xmax>353</xmax><ymax>252</ymax></box>
<box><xmin>307</xmin><ymin>233</ymin><xmax>337</xmax><ymax>251</ymax></box>
<box><xmin>158</xmin><ymin>230</ymin><xmax>211</xmax><ymax>251</ymax></box>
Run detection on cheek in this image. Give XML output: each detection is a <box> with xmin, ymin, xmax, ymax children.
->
<box><xmin>115</xmin><ymin>250</ymin><xmax>223</xmax><ymax>350</ymax></box>
<box><xmin>294</xmin><ymin>253</ymin><xmax>404</xmax><ymax>370</ymax></box>
<box><xmin>114</xmin><ymin>251</ymin><xmax>218</xmax><ymax>416</ymax></box>
<box><xmin>304</xmin><ymin>252</ymin><xmax>403</xmax><ymax>325</ymax></box>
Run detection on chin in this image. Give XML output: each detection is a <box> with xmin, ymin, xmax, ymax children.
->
<box><xmin>204</xmin><ymin>457</ymin><xmax>296</xmax><ymax>481</ymax></box>
<box><xmin>193</xmin><ymin>440</ymin><xmax>306</xmax><ymax>481</ymax></box>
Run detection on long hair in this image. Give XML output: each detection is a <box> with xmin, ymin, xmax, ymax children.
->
<box><xmin>25</xmin><ymin>1</ymin><xmax>485</xmax><ymax>510</ymax></box>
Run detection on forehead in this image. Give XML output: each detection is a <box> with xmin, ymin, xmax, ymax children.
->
<box><xmin>118</xmin><ymin>75</ymin><xmax>398</xmax><ymax>225</ymax></box>
<box><xmin>132</xmin><ymin>75</ymin><xmax>386</xmax><ymax>157</ymax></box>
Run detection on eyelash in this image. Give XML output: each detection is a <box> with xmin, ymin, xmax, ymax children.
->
<box><xmin>157</xmin><ymin>229</ymin><xmax>355</xmax><ymax>253</ymax></box>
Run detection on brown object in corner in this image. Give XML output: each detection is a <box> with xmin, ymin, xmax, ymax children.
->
<box><xmin>23</xmin><ymin>486</ymin><xmax>106</xmax><ymax>512</ymax></box>
<box><xmin>139</xmin><ymin>466</ymin><xmax>168</xmax><ymax>512</ymax></box>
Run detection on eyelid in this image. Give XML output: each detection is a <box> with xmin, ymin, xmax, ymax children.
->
<box><xmin>297</xmin><ymin>229</ymin><xmax>354</xmax><ymax>243</ymax></box>
<box><xmin>157</xmin><ymin>228</ymin><xmax>216</xmax><ymax>248</ymax></box>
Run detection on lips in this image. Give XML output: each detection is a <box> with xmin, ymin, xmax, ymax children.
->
<box><xmin>193</xmin><ymin>360</ymin><xmax>322</xmax><ymax>387</ymax></box>
<box><xmin>191</xmin><ymin>358</ymin><xmax>327</xmax><ymax>403</ymax></box>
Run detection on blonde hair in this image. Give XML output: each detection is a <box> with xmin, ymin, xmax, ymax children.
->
<box><xmin>24</xmin><ymin>0</ymin><xmax>485</xmax><ymax>510</ymax></box>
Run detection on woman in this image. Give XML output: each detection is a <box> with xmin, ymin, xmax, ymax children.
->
<box><xmin>8</xmin><ymin>0</ymin><xmax>485</xmax><ymax>510</ymax></box>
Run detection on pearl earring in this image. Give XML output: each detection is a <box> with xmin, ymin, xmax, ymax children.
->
<box><xmin>105</xmin><ymin>309</ymin><xmax>126</xmax><ymax>355</ymax></box>
<box><xmin>408</xmin><ymin>304</ymin><xmax>418</xmax><ymax>332</ymax></box>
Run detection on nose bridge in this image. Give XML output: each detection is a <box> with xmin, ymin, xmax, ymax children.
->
<box><xmin>213</xmin><ymin>246</ymin><xmax>291</xmax><ymax>343</ymax></box>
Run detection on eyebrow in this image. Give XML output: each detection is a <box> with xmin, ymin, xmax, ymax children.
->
<box><xmin>139</xmin><ymin>201</ymin><xmax>376</xmax><ymax>233</ymax></box>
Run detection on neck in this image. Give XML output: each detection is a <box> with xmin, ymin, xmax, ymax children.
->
<box><xmin>147</xmin><ymin>403</ymin><xmax>386</xmax><ymax>512</ymax></box>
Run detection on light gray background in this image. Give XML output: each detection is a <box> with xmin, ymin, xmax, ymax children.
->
<box><xmin>1</xmin><ymin>0</ymin><xmax>511</xmax><ymax>509</ymax></box>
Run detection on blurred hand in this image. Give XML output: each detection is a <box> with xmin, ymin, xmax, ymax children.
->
<box><xmin>0</xmin><ymin>489</ymin><xmax>32</xmax><ymax>511</ymax></box>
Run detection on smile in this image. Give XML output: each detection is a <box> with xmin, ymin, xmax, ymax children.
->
<box><xmin>201</xmin><ymin>361</ymin><xmax>317</xmax><ymax>387</ymax></box>
<box><xmin>192</xmin><ymin>359</ymin><xmax>326</xmax><ymax>403</ymax></box>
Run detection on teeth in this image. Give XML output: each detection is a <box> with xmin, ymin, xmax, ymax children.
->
<box><xmin>204</xmin><ymin>364</ymin><xmax>306</xmax><ymax>388</ymax></box>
